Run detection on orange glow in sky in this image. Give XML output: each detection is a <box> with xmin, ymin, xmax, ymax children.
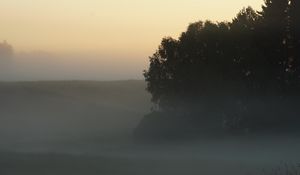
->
<box><xmin>1</xmin><ymin>0</ymin><xmax>263</xmax><ymax>54</ymax></box>
<box><xmin>0</xmin><ymin>0</ymin><xmax>264</xmax><ymax>80</ymax></box>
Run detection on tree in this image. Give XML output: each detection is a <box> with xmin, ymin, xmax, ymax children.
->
<box><xmin>0</xmin><ymin>41</ymin><xmax>13</xmax><ymax>59</ymax></box>
<box><xmin>144</xmin><ymin>37</ymin><xmax>179</xmax><ymax>110</ymax></box>
<box><xmin>257</xmin><ymin>0</ymin><xmax>290</xmax><ymax>92</ymax></box>
<box><xmin>139</xmin><ymin>1</ymin><xmax>300</xmax><ymax>139</ymax></box>
<box><xmin>288</xmin><ymin>0</ymin><xmax>300</xmax><ymax>90</ymax></box>
<box><xmin>230</xmin><ymin>7</ymin><xmax>264</xmax><ymax>92</ymax></box>
<box><xmin>0</xmin><ymin>41</ymin><xmax>14</xmax><ymax>71</ymax></box>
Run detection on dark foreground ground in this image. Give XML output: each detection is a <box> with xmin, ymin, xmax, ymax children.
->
<box><xmin>0</xmin><ymin>81</ymin><xmax>299</xmax><ymax>175</ymax></box>
<box><xmin>1</xmin><ymin>137</ymin><xmax>300</xmax><ymax>175</ymax></box>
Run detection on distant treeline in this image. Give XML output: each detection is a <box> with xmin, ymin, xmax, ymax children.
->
<box><xmin>0</xmin><ymin>41</ymin><xmax>13</xmax><ymax>59</ymax></box>
<box><xmin>136</xmin><ymin>0</ymin><xmax>300</xmax><ymax>139</ymax></box>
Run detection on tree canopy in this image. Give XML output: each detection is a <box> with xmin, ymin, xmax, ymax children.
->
<box><xmin>139</xmin><ymin>0</ymin><xmax>300</xmax><ymax>137</ymax></box>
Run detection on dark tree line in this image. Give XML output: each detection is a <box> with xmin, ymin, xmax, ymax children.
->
<box><xmin>137</xmin><ymin>0</ymin><xmax>300</xmax><ymax>138</ymax></box>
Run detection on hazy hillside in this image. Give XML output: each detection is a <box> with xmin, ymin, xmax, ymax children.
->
<box><xmin>1</xmin><ymin>81</ymin><xmax>300</xmax><ymax>175</ymax></box>
<box><xmin>0</xmin><ymin>80</ymin><xmax>151</xmax><ymax>150</ymax></box>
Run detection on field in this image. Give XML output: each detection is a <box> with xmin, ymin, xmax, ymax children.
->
<box><xmin>0</xmin><ymin>81</ymin><xmax>299</xmax><ymax>175</ymax></box>
<box><xmin>0</xmin><ymin>80</ymin><xmax>151</xmax><ymax>148</ymax></box>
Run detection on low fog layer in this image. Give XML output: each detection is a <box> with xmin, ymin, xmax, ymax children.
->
<box><xmin>0</xmin><ymin>42</ymin><xmax>146</xmax><ymax>81</ymax></box>
<box><xmin>0</xmin><ymin>81</ymin><xmax>299</xmax><ymax>175</ymax></box>
<box><xmin>0</xmin><ymin>81</ymin><xmax>151</xmax><ymax>148</ymax></box>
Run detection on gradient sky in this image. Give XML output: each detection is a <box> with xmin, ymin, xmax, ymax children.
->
<box><xmin>1</xmin><ymin>0</ymin><xmax>263</xmax><ymax>53</ymax></box>
<box><xmin>0</xmin><ymin>0</ymin><xmax>263</xmax><ymax>80</ymax></box>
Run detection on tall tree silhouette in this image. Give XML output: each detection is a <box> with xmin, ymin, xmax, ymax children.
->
<box><xmin>289</xmin><ymin>0</ymin><xmax>300</xmax><ymax>90</ymax></box>
<box><xmin>139</xmin><ymin>1</ymin><xmax>300</xmax><ymax>138</ymax></box>
<box><xmin>258</xmin><ymin>0</ymin><xmax>290</xmax><ymax>92</ymax></box>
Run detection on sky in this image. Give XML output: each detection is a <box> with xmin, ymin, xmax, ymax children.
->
<box><xmin>0</xmin><ymin>0</ymin><xmax>263</xmax><ymax>81</ymax></box>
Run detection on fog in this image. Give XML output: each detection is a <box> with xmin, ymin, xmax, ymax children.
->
<box><xmin>1</xmin><ymin>45</ymin><xmax>300</xmax><ymax>175</ymax></box>
<box><xmin>0</xmin><ymin>81</ymin><xmax>299</xmax><ymax>175</ymax></box>
<box><xmin>0</xmin><ymin>50</ymin><xmax>147</xmax><ymax>81</ymax></box>
<box><xmin>1</xmin><ymin>38</ymin><xmax>300</xmax><ymax>174</ymax></box>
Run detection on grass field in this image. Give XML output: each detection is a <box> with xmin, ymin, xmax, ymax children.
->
<box><xmin>0</xmin><ymin>81</ymin><xmax>299</xmax><ymax>175</ymax></box>
<box><xmin>0</xmin><ymin>80</ymin><xmax>151</xmax><ymax>149</ymax></box>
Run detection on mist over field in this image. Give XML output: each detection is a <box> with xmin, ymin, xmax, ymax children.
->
<box><xmin>0</xmin><ymin>81</ymin><xmax>150</xmax><ymax>146</ymax></box>
<box><xmin>0</xmin><ymin>81</ymin><xmax>299</xmax><ymax>175</ymax></box>
<box><xmin>1</xmin><ymin>35</ymin><xmax>300</xmax><ymax>175</ymax></box>
<box><xmin>0</xmin><ymin>51</ymin><xmax>146</xmax><ymax>81</ymax></box>
<box><xmin>1</xmin><ymin>0</ymin><xmax>300</xmax><ymax>174</ymax></box>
